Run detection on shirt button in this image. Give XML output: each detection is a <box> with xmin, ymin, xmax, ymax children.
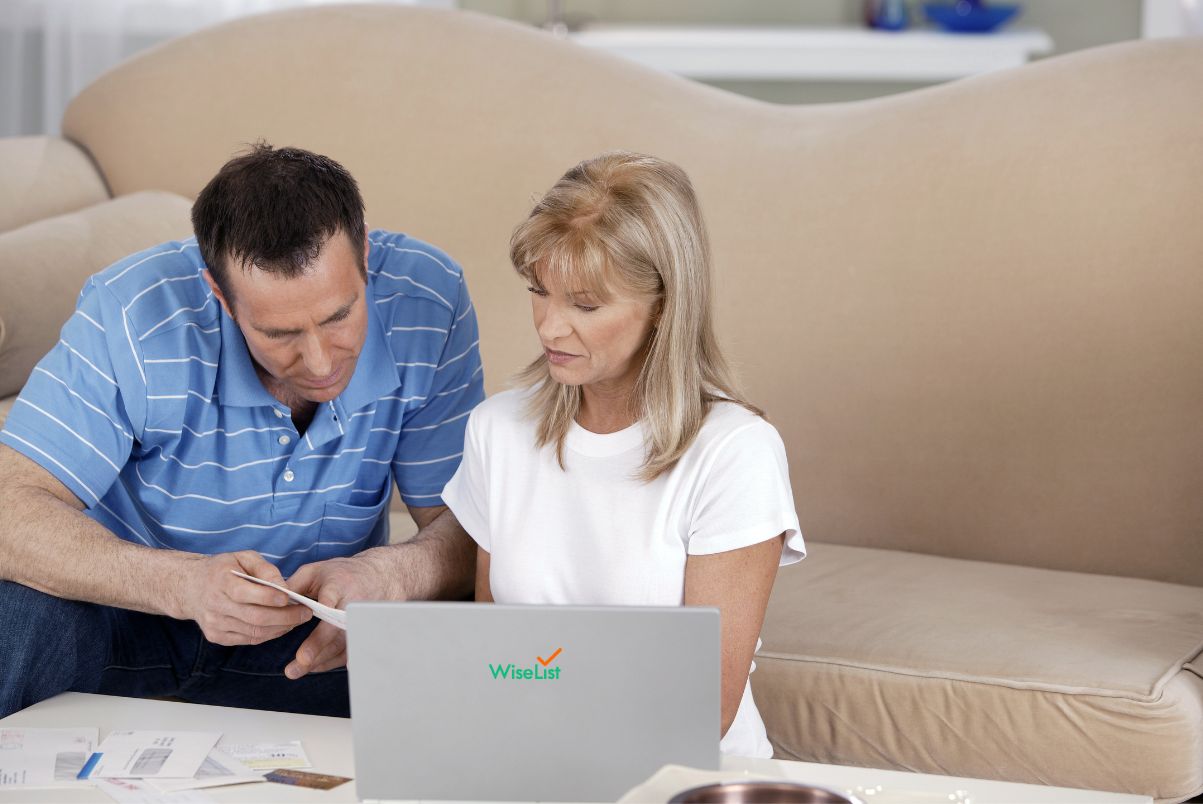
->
<box><xmin>283</xmin><ymin>470</ymin><xmax>295</xmax><ymax>482</ymax></box>
<box><xmin>274</xmin><ymin>409</ymin><xmax>284</xmax><ymax>419</ymax></box>
<box><xmin>278</xmin><ymin>435</ymin><xmax>291</xmax><ymax>446</ymax></box>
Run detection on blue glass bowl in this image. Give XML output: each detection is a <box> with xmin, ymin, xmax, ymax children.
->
<box><xmin>923</xmin><ymin>3</ymin><xmax>1020</xmax><ymax>33</ymax></box>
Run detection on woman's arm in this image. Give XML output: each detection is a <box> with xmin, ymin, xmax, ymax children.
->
<box><xmin>475</xmin><ymin>546</ymin><xmax>494</xmax><ymax>602</ymax></box>
<box><xmin>683</xmin><ymin>533</ymin><xmax>785</xmax><ymax>737</ymax></box>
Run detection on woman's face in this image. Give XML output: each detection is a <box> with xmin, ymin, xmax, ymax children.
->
<box><xmin>528</xmin><ymin>271</ymin><xmax>658</xmax><ymax>393</ymax></box>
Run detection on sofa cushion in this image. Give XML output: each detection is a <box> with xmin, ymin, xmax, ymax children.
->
<box><xmin>0</xmin><ymin>191</ymin><xmax>193</xmax><ymax>399</ymax></box>
<box><xmin>0</xmin><ymin>137</ymin><xmax>109</xmax><ymax>234</ymax></box>
<box><xmin>755</xmin><ymin>543</ymin><xmax>1203</xmax><ymax>800</ymax></box>
<box><xmin>0</xmin><ymin>395</ymin><xmax>13</xmax><ymax>432</ymax></box>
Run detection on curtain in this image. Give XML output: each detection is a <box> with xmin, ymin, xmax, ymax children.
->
<box><xmin>0</xmin><ymin>0</ymin><xmax>455</xmax><ymax>137</ymax></box>
<box><xmin>1188</xmin><ymin>0</ymin><xmax>1203</xmax><ymax>31</ymax></box>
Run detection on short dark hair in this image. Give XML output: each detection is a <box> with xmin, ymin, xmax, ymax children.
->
<box><xmin>191</xmin><ymin>142</ymin><xmax>366</xmax><ymax>302</ymax></box>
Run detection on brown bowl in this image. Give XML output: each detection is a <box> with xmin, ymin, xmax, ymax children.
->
<box><xmin>667</xmin><ymin>781</ymin><xmax>862</xmax><ymax>804</ymax></box>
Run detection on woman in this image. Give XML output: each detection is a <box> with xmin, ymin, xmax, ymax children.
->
<box><xmin>442</xmin><ymin>151</ymin><xmax>804</xmax><ymax>758</ymax></box>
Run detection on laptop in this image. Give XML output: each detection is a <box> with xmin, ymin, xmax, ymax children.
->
<box><xmin>346</xmin><ymin>602</ymin><xmax>720</xmax><ymax>802</ymax></box>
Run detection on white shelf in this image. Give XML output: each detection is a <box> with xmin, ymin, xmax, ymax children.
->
<box><xmin>566</xmin><ymin>25</ymin><xmax>1054</xmax><ymax>83</ymax></box>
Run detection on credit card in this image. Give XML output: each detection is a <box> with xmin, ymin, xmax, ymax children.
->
<box><xmin>264</xmin><ymin>769</ymin><xmax>352</xmax><ymax>790</ymax></box>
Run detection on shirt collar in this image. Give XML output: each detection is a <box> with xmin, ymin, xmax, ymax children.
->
<box><xmin>215</xmin><ymin>291</ymin><xmax>400</xmax><ymax>414</ymax></box>
<box><xmin>337</xmin><ymin>295</ymin><xmax>401</xmax><ymax>415</ymax></box>
<box><xmin>216</xmin><ymin>305</ymin><xmax>278</xmax><ymax>408</ymax></box>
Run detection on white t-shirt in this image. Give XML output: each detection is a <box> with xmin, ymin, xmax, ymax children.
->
<box><xmin>442</xmin><ymin>387</ymin><xmax>805</xmax><ymax>758</ymax></box>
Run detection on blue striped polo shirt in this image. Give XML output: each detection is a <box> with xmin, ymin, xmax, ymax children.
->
<box><xmin>0</xmin><ymin>230</ymin><xmax>484</xmax><ymax>575</ymax></box>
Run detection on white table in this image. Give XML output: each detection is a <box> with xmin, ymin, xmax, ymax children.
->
<box><xmin>0</xmin><ymin>693</ymin><xmax>1151</xmax><ymax>804</ymax></box>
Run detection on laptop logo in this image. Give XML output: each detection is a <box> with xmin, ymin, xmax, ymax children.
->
<box><xmin>488</xmin><ymin>647</ymin><xmax>563</xmax><ymax>680</ymax></box>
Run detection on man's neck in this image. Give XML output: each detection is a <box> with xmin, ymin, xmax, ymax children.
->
<box><xmin>290</xmin><ymin>402</ymin><xmax>318</xmax><ymax>435</ymax></box>
<box><xmin>255</xmin><ymin>366</ymin><xmax>319</xmax><ymax>435</ymax></box>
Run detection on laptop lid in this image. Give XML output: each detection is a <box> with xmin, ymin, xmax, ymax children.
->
<box><xmin>347</xmin><ymin>602</ymin><xmax>720</xmax><ymax>802</ymax></box>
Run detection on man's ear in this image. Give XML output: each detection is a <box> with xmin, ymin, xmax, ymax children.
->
<box><xmin>202</xmin><ymin>270</ymin><xmax>235</xmax><ymax>319</ymax></box>
<box><xmin>362</xmin><ymin>223</ymin><xmax>371</xmax><ymax>277</ymax></box>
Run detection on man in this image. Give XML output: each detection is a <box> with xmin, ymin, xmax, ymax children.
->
<box><xmin>0</xmin><ymin>144</ymin><xmax>482</xmax><ymax>717</ymax></box>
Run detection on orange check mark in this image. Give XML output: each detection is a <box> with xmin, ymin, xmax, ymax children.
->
<box><xmin>536</xmin><ymin>647</ymin><xmax>562</xmax><ymax>667</ymax></box>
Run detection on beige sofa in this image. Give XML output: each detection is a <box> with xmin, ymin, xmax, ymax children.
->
<box><xmin>2</xmin><ymin>6</ymin><xmax>1202</xmax><ymax>801</ymax></box>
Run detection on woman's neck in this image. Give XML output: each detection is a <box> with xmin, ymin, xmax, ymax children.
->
<box><xmin>577</xmin><ymin>380</ymin><xmax>638</xmax><ymax>434</ymax></box>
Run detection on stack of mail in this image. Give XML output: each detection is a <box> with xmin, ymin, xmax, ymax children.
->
<box><xmin>0</xmin><ymin>728</ymin><xmax>306</xmax><ymax>802</ymax></box>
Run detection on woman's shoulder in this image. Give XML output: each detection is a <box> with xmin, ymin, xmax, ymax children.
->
<box><xmin>700</xmin><ymin>399</ymin><xmax>774</xmax><ymax>437</ymax></box>
<box><xmin>467</xmin><ymin>386</ymin><xmax>536</xmax><ymax>431</ymax></box>
<box><xmin>690</xmin><ymin>400</ymin><xmax>785</xmax><ymax>460</ymax></box>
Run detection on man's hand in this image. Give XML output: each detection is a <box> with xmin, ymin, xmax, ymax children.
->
<box><xmin>175</xmin><ymin>551</ymin><xmax>312</xmax><ymax>646</ymax></box>
<box><xmin>283</xmin><ymin>553</ymin><xmax>393</xmax><ymax>679</ymax></box>
<box><xmin>282</xmin><ymin>507</ymin><xmax>474</xmax><ymax>679</ymax></box>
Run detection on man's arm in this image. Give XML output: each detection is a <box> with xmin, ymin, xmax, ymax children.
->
<box><xmin>0</xmin><ymin>444</ymin><xmax>312</xmax><ymax>645</ymax></box>
<box><xmin>377</xmin><ymin>504</ymin><xmax>476</xmax><ymax>600</ymax></box>
<box><xmin>284</xmin><ymin>505</ymin><xmax>476</xmax><ymax>678</ymax></box>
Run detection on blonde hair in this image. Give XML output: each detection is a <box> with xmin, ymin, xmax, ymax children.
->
<box><xmin>509</xmin><ymin>151</ymin><xmax>761</xmax><ymax>481</ymax></box>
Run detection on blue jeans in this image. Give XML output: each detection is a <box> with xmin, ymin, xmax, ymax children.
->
<box><xmin>0</xmin><ymin>580</ymin><xmax>348</xmax><ymax>719</ymax></box>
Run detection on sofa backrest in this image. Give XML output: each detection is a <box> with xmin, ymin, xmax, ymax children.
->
<box><xmin>60</xmin><ymin>6</ymin><xmax>1203</xmax><ymax>585</ymax></box>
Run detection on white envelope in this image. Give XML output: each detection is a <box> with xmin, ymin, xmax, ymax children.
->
<box><xmin>90</xmin><ymin>731</ymin><xmax>220</xmax><ymax>780</ymax></box>
<box><xmin>0</xmin><ymin>727</ymin><xmax>98</xmax><ymax>789</ymax></box>
<box><xmin>147</xmin><ymin>748</ymin><xmax>262</xmax><ymax>793</ymax></box>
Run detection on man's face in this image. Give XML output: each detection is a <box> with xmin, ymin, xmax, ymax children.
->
<box><xmin>208</xmin><ymin>230</ymin><xmax>370</xmax><ymax>406</ymax></box>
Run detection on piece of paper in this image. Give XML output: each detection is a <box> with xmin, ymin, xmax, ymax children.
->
<box><xmin>90</xmin><ymin>731</ymin><xmax>220</xmax><ymax>780</ymax></box>
<box><xmin>216</xmin><ymin>740</ymin><xmax>310</xmax><ymax>771</ymax></box>
<box><xmin>146</xmin><ymin>748</ymin><xmax>262</xmax><ymax>793</ymax></box>
<box><xmin>230</xmin><ymin>570</ymin><xmax>346</xmax><ymax>630</ymax></box>
<box><xmin>0</xmin><ymin>727</ymin><xmax>98</xmax><ymax>789</ymax></box>
<box><xmin>96</xmin><ymin>777</ymin><xmax>216</xmax><ymax>803</ymax></box>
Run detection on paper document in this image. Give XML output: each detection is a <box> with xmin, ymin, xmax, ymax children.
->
<box><xmin>230</xmin><ymin>570</ymin><xmax>346</xmax><ymax>630</ymax></box>
<box><xmin>216</xmin><ymin>740</ymin><xmax>310</xmax><ymax>771</ymax></box>
<box><xmin>89</xmin><ymin>731</ymin><xmax>220</xmax><ymax>780</ymax></box>
<box><xmin>147</xmin><ymin>748</ymin><xmax>262</xmax><ymax>793</ymax></box>
<box><xmin>0</xmin><ymin>727</ymin><xmax>97</xmax><ymax>789</ymax></box>
<box><xmin>96</xmin><ymin>777</ymin><xmax>216</xmax><ymax>803</ymax></box>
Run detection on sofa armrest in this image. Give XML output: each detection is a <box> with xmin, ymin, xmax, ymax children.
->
<box><xmin>0</xmin><ymin>191</ymin><xmax>194</xmax><ymax>399</ymax></box>
<box><xmin>0</xmin><ymin>136</ymin><xmax>110</xmax><ymax>234</ymax></box>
